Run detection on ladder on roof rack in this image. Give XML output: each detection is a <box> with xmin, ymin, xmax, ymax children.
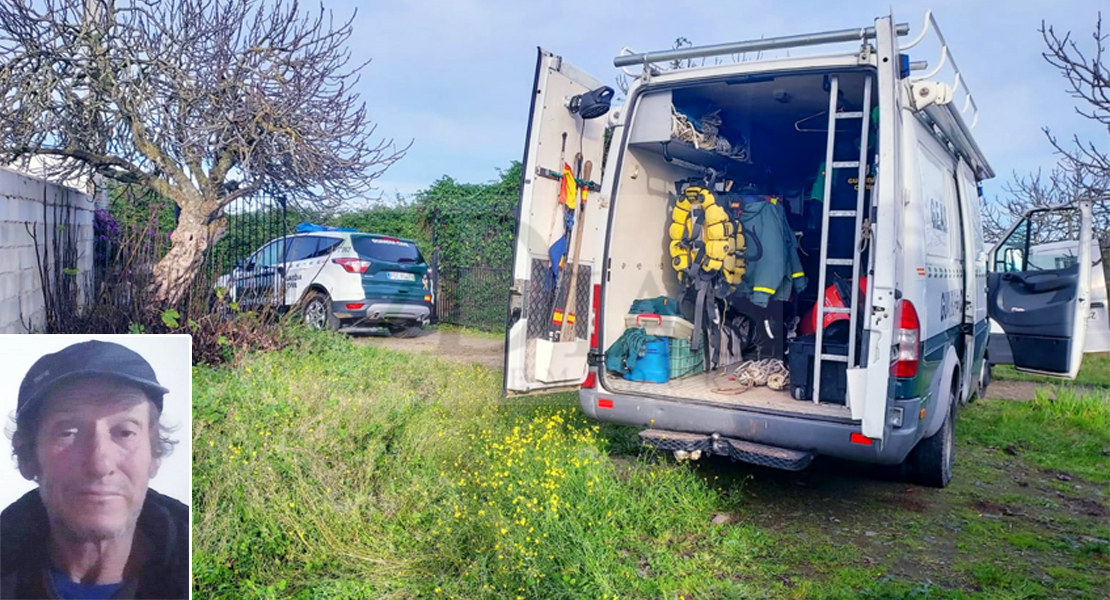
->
<box><xmin>811</xmin><ymin>73</ymin><xmax>873</xmax><ymax>404</ymax></box>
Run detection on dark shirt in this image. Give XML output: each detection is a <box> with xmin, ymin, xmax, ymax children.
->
<box><xmin>1</xmin><ymin>489</ymin><xmax>190</xmax><ymax>600</ymax></box>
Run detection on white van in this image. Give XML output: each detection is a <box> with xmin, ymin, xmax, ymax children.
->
<box><xmin>503</xmin><ymin>13</ymin><xmax>1094</xmax><ymax>487</ymax></box>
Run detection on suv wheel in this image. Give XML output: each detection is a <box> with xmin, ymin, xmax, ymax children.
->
<box><xmin>303</xmin><ymin>292</ymin><xmax>339</xmax><ymax>331</ymax></box>
<box><xmin>906</xmin><ymin>375</ymin><xmax>958</xmax><ymax>488</ymax></box>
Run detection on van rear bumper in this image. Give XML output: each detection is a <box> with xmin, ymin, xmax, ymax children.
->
<box><xmin>332</xmin><ymin>299</ymin><xmax>430</xmax><ymax>324</ymax></box>
<box><xmin>579</xmin><ymin>387</ymin><xmax>922</xmax><ymax>466</ymax></box>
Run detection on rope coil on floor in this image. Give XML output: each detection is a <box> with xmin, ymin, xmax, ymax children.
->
<box><xmin>710</xmin><ymin>358</ymin><xmax>790</xmax><ymax>395</ymax></box>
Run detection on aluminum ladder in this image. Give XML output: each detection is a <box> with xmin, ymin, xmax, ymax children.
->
<box><xmin>811</xmin><ymin>73</ymin><xmax>873</xmax><ymax>404</ymax></box>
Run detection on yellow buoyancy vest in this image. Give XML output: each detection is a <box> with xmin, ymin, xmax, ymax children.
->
<box><xmin>668</xmin><ymin>186</ymin><xmax>746</xmax><ymax>287</ymax></box>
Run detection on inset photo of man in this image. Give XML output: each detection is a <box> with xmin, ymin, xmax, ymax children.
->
<box><xmin>0</xmin><ymin>335</ymin><xmax>192</xmax><ymax>600</ymax></box>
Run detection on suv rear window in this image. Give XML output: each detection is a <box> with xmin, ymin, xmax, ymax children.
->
<box><xmin>352</xmin><ymin>236</ymin><xmax>424</xmax><ymax>264</ymax></box>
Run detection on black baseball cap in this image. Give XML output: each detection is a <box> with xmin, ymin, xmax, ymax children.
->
<box><xmin>17</xmin><ymin>340</ymin><xmax>170</xmax><ymax>418</ymax></box>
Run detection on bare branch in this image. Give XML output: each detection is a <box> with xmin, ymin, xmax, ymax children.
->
<box><xmin>0</xmin><ymin>0</ymin><xmax>406</xmax><ymax>303</ymax></box>
<box><xmin>1039</xmin><ymin>14</ymin><xmax>1110</xmax><ymax>176</ymax></box>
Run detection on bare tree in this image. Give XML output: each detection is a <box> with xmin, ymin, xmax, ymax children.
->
<box><xmin>1041</xmin><ymin>13</ymin><xmax>1110</xmax><ymax>181</ymax></box>
<box><xmin>0</xmin><ymin>0</ymin><xmax>406</xmax><ymax>304</ymax></box>
<box><xmin>983</xmin><ymin>167</ymin><xmax>1110</xmax><ymax>244</ymax></box>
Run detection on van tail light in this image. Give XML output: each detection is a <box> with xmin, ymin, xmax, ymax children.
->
<box><xmin>891</xmin><ymin>299</ymin><xmax>920</xmax><ymax>378</ymax></box>
<box><xmin>589</xmin><ymin>284</ymin><xmax>601</xmax><ymax>350</ymax></box>
<box><xmin>850</xmin><ymin>432</ymin><xmax>873</xmax><ymax>446</ymax></box>
<box><xmin>584</xmin><ymin>284</ymin><xmax>602</xmax><ymax>390</ymax></box>
<box><xmin>332</xmin><ymin>258</ymin><xmax>371</xmax><ymax>273</ymax></box>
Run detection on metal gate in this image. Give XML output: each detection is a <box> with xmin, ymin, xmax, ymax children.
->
<box><xmin>198</xmin><ymin>193</ymin><xmax>290</xmax><ymax>311</ymax></box>
<box><xmin>428</xmin><ymin>205</ymin><xmax>514</xmax><ymax>331</ymax></box>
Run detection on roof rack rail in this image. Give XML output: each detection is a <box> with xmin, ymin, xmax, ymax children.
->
<box><xmin>902</xmin><ymin>9</ymin><xmax>979</xmax><ymax>129</ymax></box>
<box><xmin>613</xmin><ymin>23</ymin><xmax>910</xmax><ymax>70</ymax></box>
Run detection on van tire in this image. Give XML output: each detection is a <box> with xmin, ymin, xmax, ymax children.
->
<box><xmin>303</xmin><ymin>291</ymin><xmax>339</xmax><ymax>331</ymax></box>
<box><xmin>906</xmin><ymin>377</ymin><xmax>958</xmax><ymax>488</ymax></box>
<box><xmin>975</xmin><ymin>359</ymin><xmax>991</xmax><ymax>402</ymax></box>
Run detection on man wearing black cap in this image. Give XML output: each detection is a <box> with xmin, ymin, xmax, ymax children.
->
<box><xmin>1</xmin><ymin>340</ymin><xmax>190</xmax><ymax>600</ymax></box>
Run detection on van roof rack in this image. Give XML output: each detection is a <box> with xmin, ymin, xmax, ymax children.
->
<box><xmin>901</xmin><ymin>10</ymin><xmax>994</xmax><ymax>179</ymax></box>
<box><xmin>613</xmin><ymin>23</ymin><xmax>910</xmax><ymax>70</ymax></box>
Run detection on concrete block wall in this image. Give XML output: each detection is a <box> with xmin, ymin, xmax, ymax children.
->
<box><xmin>0</xmin><ymin>167</ymin><xmax>97</xmax><ymax>333</ymax></box>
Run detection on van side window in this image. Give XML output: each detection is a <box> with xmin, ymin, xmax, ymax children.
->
<box><xmin>993</xmin><ymin>208</ymin><xmax>1083</xmax><ymax>272</ymax></box>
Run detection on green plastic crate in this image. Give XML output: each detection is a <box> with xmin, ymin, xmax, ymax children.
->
<box><xmin>669</xmin><ymin>336</ymin><xmax>704</xmax><ymax>378</ymax></box>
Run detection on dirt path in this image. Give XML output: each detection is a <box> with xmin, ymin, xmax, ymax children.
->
<box><xmin>986</xmin><ymin>378</ymin><xmax>1109</xmax><ymax>401</ymax></box>
<box><xmin>985</xmin><ymin>379</ymin><xmax>1043</xmax><ymax>401</ymax></box>
<box><xmin>351</xmin><ymin>328</ymin><xmax>505</xmax><ymax>370</ymax></box>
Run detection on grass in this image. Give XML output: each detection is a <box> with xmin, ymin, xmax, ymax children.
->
<box><xmin>193</xmin><ymin>331</ymin><xmax>1110</xmax><ymax>599</ymax></box>
<box><xmin>960</xmin><ymin>387</ymin><xmax>1110</xmax><ymax>482</ymax></box>
<box><xmin>993</xmin><ymin>352</ymin><xmax>1110</xmax><ymax>388</ymax></box>
<box><xmin>431</xmin><ymin>322</ymin><xmax>506</xmax><ymax>340</ymax></box>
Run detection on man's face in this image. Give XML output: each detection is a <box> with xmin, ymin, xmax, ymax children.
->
<box><xmin>31</xmin><ymin>379</ymin><xmax>158</xmax><ymax>542</ymax></box>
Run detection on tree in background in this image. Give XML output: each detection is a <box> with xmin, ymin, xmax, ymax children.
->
<box><xmin>413</xmin><ymin>162</ymin><xmax>521</xmax><ymax>269</ymax></box>
<box><xmin>985</xmin><ymin>14</ymin><xmax>1109</xmax><ymax>282</ymax></box>
<box><xmin>1042</xmin><ymin>15</ymin><xmax>1109</xmax><ymax>195</ymax></box>
<box><xmin>0</xmin><ymin>0</ymin><xmax>405</xmax><ymax>305</ymax></box>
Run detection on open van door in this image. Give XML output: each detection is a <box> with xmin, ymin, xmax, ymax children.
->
<box><xmin>847</xmin><ymin>16</ymin><xmax>904</xmax><ymax>442</ymax></box>
<box><xmin>503</xmin><ymin>49</ymin><xmax>610</xmax><ymax>396</ymax></box>
<box><xmin>987</xmin><ymin>200</ymin><xmax>1093</xmax><ymax>378</ymax></box>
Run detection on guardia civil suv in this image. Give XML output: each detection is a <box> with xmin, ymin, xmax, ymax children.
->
<box><xmin>216</xmin><ymin>224</ymin><xmax>433</xmax><ymax>335</ymax></box>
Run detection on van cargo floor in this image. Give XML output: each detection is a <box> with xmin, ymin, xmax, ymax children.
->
<box><xmin>602</xmin><ymin>368</ymin><xmax>852</xmax><ymax>418</ymax></box>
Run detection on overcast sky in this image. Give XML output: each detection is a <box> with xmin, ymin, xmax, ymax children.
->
<box><xmin>331</xmin><ymin>0</ymin><xmax>1106</xmax><ymax>203</ymax></box>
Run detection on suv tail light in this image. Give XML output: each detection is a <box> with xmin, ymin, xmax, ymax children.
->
<box><xmin>891</xmin><ymin>299</ymin><xmax>920</xmax><ymax>378</ymax></box>
<box><xmin>332</xmin><ymin>257</ymin><xmax>371</xmax><ymax>273</ymax></box>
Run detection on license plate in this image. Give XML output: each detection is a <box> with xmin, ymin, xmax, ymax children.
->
<box><xmin>387</xmin><ymin>271</ymin><xmax>415</xmax><ymax>282</ymax></box>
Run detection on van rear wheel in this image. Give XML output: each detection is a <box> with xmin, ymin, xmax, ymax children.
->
<box><xmin>906</xmin><ymin>378</ymin><xmax>958</xmax><ymax>488</ymax></box>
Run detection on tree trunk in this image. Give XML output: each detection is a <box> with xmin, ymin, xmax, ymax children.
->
<box><xmin>152</xmin><ymin>208</ymin><xmax>211</xmax><ymax>305</ymax></box>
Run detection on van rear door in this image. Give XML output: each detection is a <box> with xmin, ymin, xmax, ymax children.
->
<box><xmin>847</xmin><ymin>16</ymin><xmax>904</xmax><ymax>442</ymax></box>
<box><xmin>987</xmin><ymin>201</ymin><xmax>1093</xmax><ymax>377</ymax></box>
<box><xmin>503</xmin><ymin>49</ymin><xmax>609</xmax><ymax>396</ymax></box>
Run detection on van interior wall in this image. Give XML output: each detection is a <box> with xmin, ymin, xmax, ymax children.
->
<box><xmin>604</xmin><ymin>148</ymin><xmax>693</xmax><ymax>347</ymax></box>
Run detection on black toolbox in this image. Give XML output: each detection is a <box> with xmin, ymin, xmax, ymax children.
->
<box><xmin>787</xmin><ymin>334</ymin><xmax>848</xmax><ymax>404</ymax></box>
